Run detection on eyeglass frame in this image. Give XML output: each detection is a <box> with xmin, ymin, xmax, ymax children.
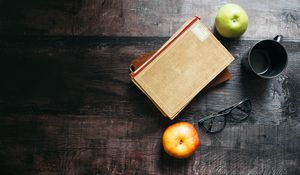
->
<box><xmin>198</xmin><ymin>98</ymin><xmax>252</xmax><ymax>133</ymax></box>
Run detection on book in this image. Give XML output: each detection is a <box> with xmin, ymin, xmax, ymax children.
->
<box><xmin>130</xmin><ymin>51</ymin><xmax>231</xmax><ymax>89</ymax></box>
<box><xmin>130</xmin><ymin>16</ymin><xmax>234</xmax><ymax>119</ymax></box>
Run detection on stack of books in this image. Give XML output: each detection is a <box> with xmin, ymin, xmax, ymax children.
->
<box><xmin>130</xmin><ymin>16</ymin><xmax>234</xmax><ymax>119</ymax></box>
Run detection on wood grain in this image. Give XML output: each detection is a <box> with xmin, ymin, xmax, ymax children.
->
<box><xmin>0</xmin><ymin>37</ymin><xmax>299</xmax><ymax>174</ymax></box>
<box><xmin>0</xmin><ymin>0</ymin><xmax>299</xmax><ymax>174</ymax></box>
<box><xmin>0</xmin><ymin>37</ymin><xmax>299</xmax><ymax>124</ymax></box>
<box><xmin>0</xmin><ymin>115</ymin><xmax>299</xmax><ymax>174</ymax></box>
<box><xmin>0</xmin><ymin>0</ymin><xmax>299</xmax><ymax>40</ymax></box>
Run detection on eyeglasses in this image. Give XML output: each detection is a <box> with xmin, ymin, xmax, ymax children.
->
<box><xmin>198</xmin><ymin>98</ymin><xmax>251</xmax><ymax>133</ymax></box>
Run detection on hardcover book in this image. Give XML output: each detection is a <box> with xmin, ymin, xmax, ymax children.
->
<box><xmin>130</xmin><ymin>51</ymin><xmax>231</xmax><ymax>89</ymax></box>
<box><xmin>130</xmin><ymin>16</ymin><xmax>234</xmax><ymax>119</ymax></box>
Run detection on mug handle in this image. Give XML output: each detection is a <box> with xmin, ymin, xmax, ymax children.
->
<box><xmin>274</xmin><ymin>35</ymin><xmax>283</xmax><ymax>43</ymax></box>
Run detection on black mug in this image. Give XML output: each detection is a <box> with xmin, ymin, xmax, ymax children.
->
<box><xmin>242</xmin><ymin>35</ymin><xmax>288</xmax><ymax>78</ymax></box>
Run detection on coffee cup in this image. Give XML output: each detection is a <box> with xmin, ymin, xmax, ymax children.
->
<box><xmin>242</xmin><ymin>35</ymin><xmax>288</xmax><ymax>78</ymax></box>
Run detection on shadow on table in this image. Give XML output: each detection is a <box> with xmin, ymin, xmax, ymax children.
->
<box><xmin>239</xmin><ymin>58</ymin><xmax>271</xmax><ymax>99</ymax></box>
<box><xmin>157</xmin><ymin>145</ymin><xmax>191</xmax><ymax>173</ymax></box>
<box><xmin>127</xmin><ymin>82</ymin><xmax>171</xmax><ymax>121</ymax></box>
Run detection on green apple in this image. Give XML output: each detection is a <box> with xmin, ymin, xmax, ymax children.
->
<box><xmin>215</xmin><ymin>4</ymin><xmax>249</xmax><ymax>38</ymax></box>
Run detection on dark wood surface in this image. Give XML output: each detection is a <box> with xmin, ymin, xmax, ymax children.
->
<box><xmin>0</xmin><ymin>0</ymin><xmax>300</xmax><ymax>175</ymax></box>
<box><xmin>0</xmin><ymin>0</ymin><xmax>299</xmax><ymax>40</ymax></box>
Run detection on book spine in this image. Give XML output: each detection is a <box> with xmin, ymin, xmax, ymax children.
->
<box><xmin>130</xmin><ymin>16</ymin><xmax>200</xmax><ymax>78</ymax></box>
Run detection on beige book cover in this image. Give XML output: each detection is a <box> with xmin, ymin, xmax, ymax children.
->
<box><xmin>130</xmin><ymin>16</ymin><xmax>234</xmax><ymax>119</ymax></box>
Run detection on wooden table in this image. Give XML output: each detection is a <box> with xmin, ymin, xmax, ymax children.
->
<box><xmin>0</xmin><ymin>1</ymin><xmax>299</xmax><ymax>174</ymax></box>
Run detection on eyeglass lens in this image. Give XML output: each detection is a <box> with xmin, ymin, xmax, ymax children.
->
<box><xmin>202</xmin><ymin>115</ymin><xmax>226</xmax><ymax>133</ymax></box>
<box><xmin>228</xmin><ymin>100</ymin><xmax>251</xmax><ymax>121</ymax></box>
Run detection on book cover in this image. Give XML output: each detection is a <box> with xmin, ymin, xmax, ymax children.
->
<box><xmin>130</xmin><ymin>51</ymin><xmax>231</xmax><ymax>89</ymax></box>
<box><xmin>130</xmin><ymin>16</ymin><xmax>234</xmax><ymax>119</ymax></box>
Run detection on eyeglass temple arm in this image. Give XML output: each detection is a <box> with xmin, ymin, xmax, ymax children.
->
<box><xmin>198</xmin><ymin>98</ymin><xmax>251</xmax><ymax>124</ymax></box>
<box><xmin>217</xmin><ymin>98</ymin><xmax>251</xmax><ymax>114</ymax></box>
<box><xmin>232</xmin><ymin>98</ymin><xmax>250</xmax><ymax>108</ymax></box>
<box><xmin>198</xmin><ymin>113</ymin><xmax>226</xmax><ymax>124</ymax></box>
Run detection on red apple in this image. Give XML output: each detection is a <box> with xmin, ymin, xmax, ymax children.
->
<box><xmin>162</xmin><ymin>122</ymin><xmax>200</xmax><ymax>159</ymax></box>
